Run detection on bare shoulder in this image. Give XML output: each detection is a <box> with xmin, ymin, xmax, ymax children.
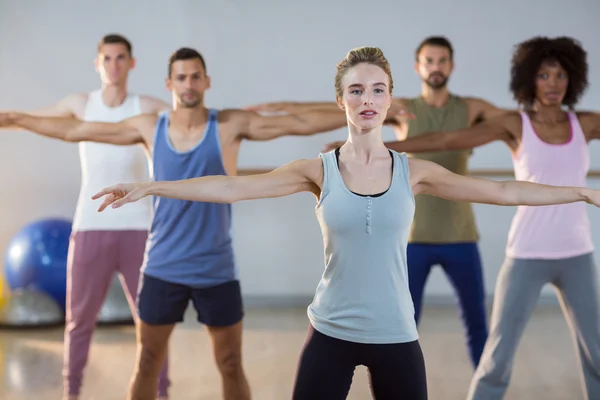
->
<box><xmin>117</xmin><ymin>113</ymin><xmax>159</xmax><ymax>147</ymax></box>
<box><xmin>407</xmin><ymin>157</ymin><xmax>436</xmax><ymax>179</ymax></box>
<box><xmin>66</xmin><ymin>92</ymin><xmax>89</xmax><ymax>104</ymax></box>
<box><xmin>63</xmin><ymin>93</ymin><xmax>89</xmax><ymax>118</ymax></box>
<box><xmin>138</xmin><ymin>95</ymin><xmax>170</xmax><ymax>114</ymax></box>
<box><xmin>407</xmin><ymin>157</ymin><xmax>455</xmax><ymax>195</ymax></box>
<box><xmin>219</xmin><ymin>108</ymin><xmax>251</xmax><ymax>124</ymax></box>
<box><xmin>407</xmin><ymin>158</ymin><xmax>433</xmax><ymax>191</ymax></box>
<box><xmin>576</xmin><ymin>110</ymin><xmax>600</xmax><ymax>124</ymax></box>
<box><xmin>129</xmin><ymin>113</ymin><xmax>160</xmax><ymax>128</ymax></box>
<box><xmin>463</xmin><ymin>97</ymin><xmax>517</xmax><ymax>123</ymax></box>
<box><xmin>576</xmin><ymin>110</ymin><xmax>600</xmax><ymax>135</ymax></box>
<box><xmin>282</xmin><ymin>157</ymin><xmax>324</xmax><ymax>187</ymax></box>
<box><xmin>297</xmin><ymin>157</ymin><xmax>323</xmax><ymax>177</ymax></box>
<box><xmin>302</xmin><ymin>158</ymin><xmax>325</xmax><ymax>192</ymax></box>
<box><xmin>463</xmin><ymin>96</ymin><xmax>496</xmax><ymax>113</ymax></box>
<box><xmin>497</xmin><ymin>110</ymin><xmax>522</xmax><ymax>123</ymax></box>
<box><xmin>127</xmin><ymin>113</ymin><xmax>160</xmax><ymax>138</ymax></box>
<box><xmin>463</xmin><ymin>96</ymin><xmax>493</xmax><ymax>107</ymax></box>
<box><xmin>217</xmin><ymin>108</ymin><xmax>253</xmax><ymax>138</ymax></box>
<box><xmin>484</xmin><ymin>110</ymin><xmax>522</xmax><ymax>135</ymax></box>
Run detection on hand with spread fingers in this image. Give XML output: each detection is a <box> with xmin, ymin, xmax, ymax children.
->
<box><xmin>92</xmin><ymin>182</ymin><xmax>151</xmax><ymax>211</ymax></box>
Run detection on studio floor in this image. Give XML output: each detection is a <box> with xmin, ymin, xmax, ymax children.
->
<box><xmin>0</xmin><ymin>305</ymin><xmax>586</xmax><ymax>400</ymax></box>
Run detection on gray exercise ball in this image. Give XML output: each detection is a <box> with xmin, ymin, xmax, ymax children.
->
<box><xmin>0</xmin><ymin>288</ymin><xmax>64</xmax><ymax>327</ymax></box>
<box><xmin>97</xmin><ymin>275</ymin><xmax>134</xmax><ymax>324</ymax></box>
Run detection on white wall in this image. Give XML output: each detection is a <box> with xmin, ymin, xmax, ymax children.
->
<box><xmin>1</xmin><ymin>0</ymin><xmax>599</xmax><ymax>304</ymax></box>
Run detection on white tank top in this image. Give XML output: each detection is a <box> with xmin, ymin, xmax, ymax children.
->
<box><xmin>71</xmin><ymin>90</ymin><xmax>152</xmax><ymax>232</ymax></box>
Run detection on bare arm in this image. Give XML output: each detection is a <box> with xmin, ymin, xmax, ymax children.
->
<box><xmin>235</xmin><ymin>99</ymin><xmax>413</xmax><ymax>141</ymax></box>
<box><xmin>410</xmin><ymin>158</ymin><xmax>595</xmax><ymax>206</ymax></box>
<box><xmin>150</xmin><ymin>158</ymin><xmax>321</xmax><ymax>202</ymax></box>
<box><xmin>234</xmin><ymin>109</ymin><xmax>348</xmax><ymax>141</ymax></box>
<box><xmin>244</xmin><ymin>101</ymin><xmax>341</xmax><ymax>113</ymax></box>
<box><xmin>579</xmin><ymin>112</ymin><xmax>600</xmax><ymax>141</ymax></box>
<box><xmin>3</xmin><ymin>112</ymin><xmax>149</xmax><ymax>145</ymax></box>
<box><xmin>92</xmin><ymin>158</ymin><xmax>323</xmax><ymax>210</ymax></box>
<box><xmin>0</xmin><ymin>93</ymin><xmax>86</xmax><ymax>130</ymax></box>
<box><xmin>385</xmin><ymin>113</ymin><xmax>517</xmax><ymax>153</ymax></box>
<box><xmin>245</xmin><ymin>97</ymin><xmax>412</xmax><ymax>119</ymax></box>
<box><xmin>466</xmin><ymin>97</ymin><xmax>514</xmax><ymax>125</ymax></box>
<box><xmin>28</xmin><ymin>93</ymin><xmax>85</xmax><ymax>117</ymax></box>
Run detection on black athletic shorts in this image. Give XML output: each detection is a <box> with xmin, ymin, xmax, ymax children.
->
<box><xmin>137</xmin><ymin>273</ymin><xmax>244</xmax><ymax>326</ymax></box>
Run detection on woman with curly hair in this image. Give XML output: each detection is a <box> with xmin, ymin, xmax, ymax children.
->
<box><xmin>358</xmin><ymin>36</ymin><xmax>600</xmax><ymax>399</ymax></box>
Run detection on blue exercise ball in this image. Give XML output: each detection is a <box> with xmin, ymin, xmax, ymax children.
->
<box><xmin>4</xmin><ymin>218</ymin><xmax>72</xmax><ymax>311</ymax></box>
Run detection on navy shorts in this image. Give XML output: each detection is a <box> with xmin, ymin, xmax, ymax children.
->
<box><xmin>137</xmin><ymin>274</ymin><xmax>244</xmax><ymax>326</ymax></box>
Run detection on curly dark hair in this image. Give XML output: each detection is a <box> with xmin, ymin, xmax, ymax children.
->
<box><xmin>510</xmin><ymin>36</ymin><xmax>588</xmax><ymax>109</ymax></box>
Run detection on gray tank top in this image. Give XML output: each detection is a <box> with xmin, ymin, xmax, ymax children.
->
<box><xmin>308</xmin><ymin>149</ymin><xmax>419</xmax><ymax>344</ymax></box>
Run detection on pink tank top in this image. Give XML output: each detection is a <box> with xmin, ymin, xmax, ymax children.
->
<box><xmin>505</xmin><ymin>111</ymin><xmax>593</xmax><ymax>259</ymax></box>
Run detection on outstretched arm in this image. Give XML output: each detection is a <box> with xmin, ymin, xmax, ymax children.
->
<box><xmin>409</xmin><ymin>158</ymin><xmax>597</xmax><ymax>206</ymax></box>
<box><xmin>466</xmin><ymin>97</ymin><xmax>514</xmax><ymax>125</ymax></box>
<box><xmin>0</xmin><ymin>93</ymin><xmax>84</xmax><ymax>130</ymax></box>
<box><xmin>385</xmin><ymin>113</ymin><xmax>516</xmax><ymax>153</ymax></box>
<box><xmin>245</xmin><ymin>98</ymin><xmax>414</xmax><ymax>123</ymax></box>
<box><xmin>0</xmin><ymin>112</ymin><xmax>148</xmax><ymax>145</ymax></box>
<box><xmin>92</xmin><ymin>158</ymin><xmax>323</xmax><ymax>210</ymax></box>
<box><xmin>236</xmin><ymin>99</ymin><xmax>414</xmax><ymax>142</ymax></box>
<box><xmin>322</xmin><ymin>111</ymin><xmax>518</xmax><ymax>153</ymax></box>
<box><xmin>234</xmin><ymin>109</ymin><xmax>348</xmax><ymax>141</ymax></box>
<box><xmin>244</xmin><ymin>101</ymin><xmax>341</xmax><ymax>113</ymax></box>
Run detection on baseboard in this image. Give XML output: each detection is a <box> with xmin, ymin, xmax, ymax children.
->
<box><xmin>242</xmin><ymin>294</ymin><xmax>561</xmax><ymax>309</ymax></box>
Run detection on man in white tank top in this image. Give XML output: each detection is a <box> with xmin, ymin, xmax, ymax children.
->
<box><xmin>4</xmin><ymin>34</ymin><xmax>171</xmax><ymax>400</ymax></box>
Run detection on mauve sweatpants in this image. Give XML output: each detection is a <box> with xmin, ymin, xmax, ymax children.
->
<box><xmin>62</xmin><ymin>230</ymin><xmax>170</xmax><ymax>397</ymax></box>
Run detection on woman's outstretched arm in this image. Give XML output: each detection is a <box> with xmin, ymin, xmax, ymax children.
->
<box><xmin>409</xmin><ymin>158</ymin><xmax>597</xmax><ymax>207</ymax></box>
<box><xmin>92</xmin><ymin>158</ymin><xmax>323</xmax><ymax>211</ymax></box>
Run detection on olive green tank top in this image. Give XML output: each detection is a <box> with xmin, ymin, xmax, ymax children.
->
<box><xmin>405</xmin><ymin>95</ymin><xmax>479</xmax><ymax>243</ymax></box>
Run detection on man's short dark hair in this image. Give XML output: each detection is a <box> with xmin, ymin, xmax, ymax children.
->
<box><xmin>415</xmin><ymin>36</ymin><xmax>454</xmax><ymax>61</ymax></box>
<box><xmin>98</xmin><ymin>34</ymin><xmax>132</xmax><ymax>56</ymax></box>
<box><xmin>168</xmin><ymin>48</ymin><xmax>207</xmax><ymax>77</ymax></box>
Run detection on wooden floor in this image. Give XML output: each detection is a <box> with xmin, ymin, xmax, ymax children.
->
<box><xmin>0</xmin><ymin>305</ymin><xmax>587</xmax><ymax>400</ymax></box>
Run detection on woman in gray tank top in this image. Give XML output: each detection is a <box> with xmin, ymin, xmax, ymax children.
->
<box><xmin>92</xmin><ymin>47</ymin><xmax>600</xmax><ymax>400</ymax></box>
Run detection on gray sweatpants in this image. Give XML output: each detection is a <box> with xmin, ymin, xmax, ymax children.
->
<box><xmin>467</xmin><ymin>253</ymin><xmax>600</xmax><ymax>400</ymax></box>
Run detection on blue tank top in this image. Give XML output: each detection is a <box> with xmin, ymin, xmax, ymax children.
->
<box><xmin>142</xmin><ymin>110</ymin><xmax>237</xmax><ymax>288</ymax></box>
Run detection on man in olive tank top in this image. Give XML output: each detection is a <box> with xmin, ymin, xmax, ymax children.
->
<box><xmin>397</xmin><ymin>37</ymin><xmax>496</xmax><ymax>368</ymax></box>
<box><xmin>384</xmin><ymin>37</ymin><xmax>511</xmax><ymax>368</ymax></box>
<box><xmin>244</xmin><ymin>37</ymin><xmax>510</xmax><ymax>368</ymax></box>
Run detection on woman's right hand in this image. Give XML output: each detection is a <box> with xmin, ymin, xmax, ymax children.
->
<box><xmin>92</xmin><ymin>182</ymin><xmax>152</xmax><ymax>211</ymax></box>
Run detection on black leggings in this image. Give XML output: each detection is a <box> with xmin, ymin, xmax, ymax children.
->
<box><xmin>292</xmin><ymin>325</ymin><xmax>428</xmax><ymax>399</ymax></box>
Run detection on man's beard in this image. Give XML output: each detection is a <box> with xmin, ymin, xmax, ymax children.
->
<box><xmin>180</xmin><ymin>92</ymin><xmax>202</xmax><ymax>108</ymax></box>
<box><xmin>182</xmin><ymin>99</ymin><xmax>201</xmax><ymax>108</ymax></box>
<box><xmin>424</xmin><ymin>73</ymin><xmax>448</xmax><ymax>90</ymax></box>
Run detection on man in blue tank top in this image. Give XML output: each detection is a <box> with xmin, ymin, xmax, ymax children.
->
<box><xmin>0</xmin><ymin>47</ymin><xmax>357</xmax><ymax>399</ymax></box>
